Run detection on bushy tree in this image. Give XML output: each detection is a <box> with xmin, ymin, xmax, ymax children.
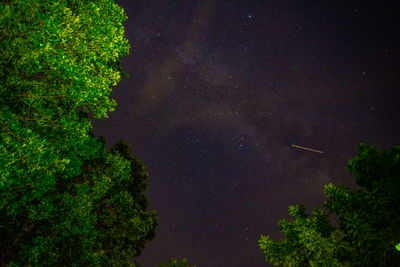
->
<box><xmin>0</xmin><ymin>0</ymin><xmax>158</xmax><ymax>266</ymax></box>
<box><xmin>1</xmin><ymin>135</ymin><xmax>158</xmax><ymax>266</ymax></box>
<box><xmin>258</xmin><ymin>142</ymin><xmax>400</xmax><ymax>266</ymax></box>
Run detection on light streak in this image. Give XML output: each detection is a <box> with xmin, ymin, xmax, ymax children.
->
<box><xmin>291</xmin><ymin>144</ymin><xmax>323</xmax><ymax>154</ymax></box>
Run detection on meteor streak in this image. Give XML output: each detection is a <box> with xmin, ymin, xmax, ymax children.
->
<box><xmin>291</xmin><ymin>144</ymin><xmax>323</xmax><ymax>154</ymax></box>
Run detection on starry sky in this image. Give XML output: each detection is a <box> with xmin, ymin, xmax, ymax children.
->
<box><xmin>91</xmin><ymin>1</ymin><xmax>400</xmax><ymax>266</ymax></box>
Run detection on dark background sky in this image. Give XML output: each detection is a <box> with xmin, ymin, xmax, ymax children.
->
<box><xmin>91</xmin><ymin>0</ymin><xmax>400</xmax><ymax>266</ymax></box>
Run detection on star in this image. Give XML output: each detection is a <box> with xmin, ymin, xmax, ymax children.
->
<box><xmin>97</xmin><ymin>1</ymin><xmax>400</xmax><ymax>266</ymax></box>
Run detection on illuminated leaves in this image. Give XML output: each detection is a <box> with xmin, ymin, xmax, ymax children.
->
<box><xmin>0</xmin><ymin>0</ymin><xmax>157</xmax><ymax>266</ymax></box>
<box><xmin>259</xmin><ymin>143</ymin><xmax>400</xmax><ymax>266</ymax></box>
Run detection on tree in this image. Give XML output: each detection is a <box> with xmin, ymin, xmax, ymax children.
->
<box><xmin>1</xmin><ymin>0</ymin><xmax>130</xmax><ymax>212</ymax></box>
<box><xmin>157</xmin><ymin>257</ymin><xmax>197</xmax><ymax>267</ymax></box>
<box><xmin>1</xmin><ymin>0</ymin><xmax>158</xmax><ymax>265</ymax></box>
<box><xmin>258</xmin><ymin>142</ymin><xmax>400</xmax><ymax>266</ymax></box>
<box><xmin>1</xmin><ymin>135</ymin><xmax>158</xmax><ymax>266</ymax></box>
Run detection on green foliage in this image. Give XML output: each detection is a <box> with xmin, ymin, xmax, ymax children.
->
<box><xmin>259</xmin><ymin>142</ymin><xmax>400</xmax><ymax>266</ymax></box>
<box><xmin>156</xmin><ymin>257</ymin><xmax>197</xmax><ymax>267</ymax></box>
<box><xmin>1</xmin><ymin>136</ymin><xmax>158</xmax><ymax>266</ymax></box>
<box><xmin>0</xmin><ymin>0</ymin><xmax>158</xmax><ymax>266</ymax></box>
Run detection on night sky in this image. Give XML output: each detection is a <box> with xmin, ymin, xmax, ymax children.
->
<box><xmin>91</xmin><ymin>1</ymin><xmax>400</xmax><ymax>266</ymax></box>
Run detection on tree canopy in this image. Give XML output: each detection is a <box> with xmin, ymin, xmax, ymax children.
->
<box><xmin>0</xmin><ymin>0</ymin><xmax>159</xmax><ymax>266</ymax></box>
<box><xmin>258</xmin><ymin>142</ymin><xmax>400</xmax><ymax>266</ymax></box>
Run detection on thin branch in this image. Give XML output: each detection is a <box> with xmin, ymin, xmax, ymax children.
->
<box><xmin>0</xmin><ymin>122</ymin><xmax>22</xmax><ymax>140</ymax></box>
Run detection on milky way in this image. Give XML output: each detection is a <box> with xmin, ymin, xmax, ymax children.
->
<box><xmin>92</xmin><ymin>1</ymin><xmax>400</xmax><ymax>266</ymax></box>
